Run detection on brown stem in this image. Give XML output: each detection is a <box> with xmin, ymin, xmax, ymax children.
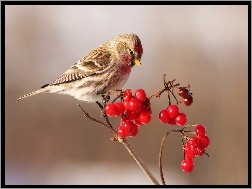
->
<box><xmin>77</xmin><ymin>103</ymin><xmax>160</xmax><ymax>185</ymax></box>
<box><xmin>204</xmin><ymin>152</ymin><xmax>210</xmax><ymax>157</ymax></box>
<box><xmin>149</xmin><ymin>88</ymin><xmax>166</xmax><ymax>99</ymax></box>
<box><xmin>112</xmin><ymin>95</ymin><xmax>122</xmax><ymax>103</ymax></box>
<box><xmin>159</xmin><ymin>132</ymin><xmax>169</xmax><ymax>185</ymax></box>
<box><xmin>95</xmin><ymin>101</ymin><xmax>114</xmax><ymax>129</ymax></box>
<box><xmin>167</xmin><ymin>90</ymin><xmax>171</xmax><ymax>106</ymax></box>
<box><xmin>159</xmin><ymin>129</ymin><xmax>182</xmax><ymax>185</ymax></box>
<box><xmin>119</xmin><ymin>138</ymin><xmax>160</xmax><ymax>185</ymax></box>
<box><xmin>77</xmin><ymin>104</ymin><xmax>116</xmax><ymax>134</ymax></box>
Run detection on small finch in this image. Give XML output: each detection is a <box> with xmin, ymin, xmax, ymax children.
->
<box><xmin>15</xmin><ymin>33</ymin><xmax>143</xmax><ymax>103</ymax></box>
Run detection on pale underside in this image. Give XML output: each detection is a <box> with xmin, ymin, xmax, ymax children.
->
<box><xmin>46</xmin><ymin>66</ymin><xmax>131</xmax><ymax>102</ymax></box>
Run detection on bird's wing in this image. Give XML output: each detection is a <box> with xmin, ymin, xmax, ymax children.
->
<box><xmin>46</xmin><ymin>47</ymin><xmax>112</xmax><ymax>87</ymax></box>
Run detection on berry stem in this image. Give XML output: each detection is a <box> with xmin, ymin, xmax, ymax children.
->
<box><xmin>159</xmin><ymin>133</ymin><xmax>167</xmax><ymax>185</ymax></box>
<box><xmin>96</xmin><ymin>101</ymin><xmax>114</xmax><ymax>130</ymax></box>
<box><xmin>148</xmin><ymin>74</ymin><xmax>180</xmax><ymax>106</ymax></box>
<box><xmin>112</xmin><ymin>95</ymin><xmax>122</xmax><ymax>103</ymax></box>
<box><xmin>159</xmin><ymin>129</ymin><xmax>182</xmax><ymax>185</ymax></box>
<box><xmin>204</xmin><ymin>152</ymin><xmax>210</xmax><ymax>157</ymax></box>
<box><xmin>148</xmin><ymin>88</ymin><xmax>166</xmax><ymax>99</ymax></box>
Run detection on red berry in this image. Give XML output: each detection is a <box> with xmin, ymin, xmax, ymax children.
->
<box><xmin>120</xmin><ymin>118</ymin><xmax>127</xmax><ymax>125</ymax></box>
<box><xmin>195</xmin><ymin>125</ymin><xmax>206</xmax><ymax>136</ymax></box>
<box><xmin>196</xmin><ymin>147</ymin><xmax>205</xmax><ymax>156</ymax></box>
<box><xmin>190</xmin><ymin>137</ymin><xmax>201</xmax><ymax>149</ymax></box>
<box><xmin>158</xmin><ymin>110</ymin><xmax>170</xmax><ymax>124</ymax></box>
<box><xmin>123</xmin><ymin>89</ymin><xmax>132</xmax><ymax>102</ymax></box>
<box><xmin>125</xmin><ymin>110</ymin><xmax>139</xmax><ymax>120</ymax></box>
<box><xmin>184</xmin><ymin>155</ymin><xmax>194</xmax><ymax>162</ymax></box>
<box><xmin>167</xmin><ymin>117</ymin><xmax>176</xmax><ymax>125</ymax></box>
<box><xmin>135</xmin><ymin>89</ymin><xmax>146</xmax><ymax>102</ymax></box>
<box><xmin>123</xmin><ymin>120</ymin><xmax>138</xmax><ymax>136</ymax></box>
<box><xmin>114</xmin><ymin>102</ymin><xmax>125</xmax><ymax>116</ymax></box>
<box><xmin>184</xmin><ymin>142</ymin><xmax>197</xmax><ymax>159</ymax></box>
<box><xmin>178</xmin><ymin>87</ymin><xmax>190</xmax><ymax>99</ymax></box>
<box><xmin>135</xmin><ymin>116</ymin><xmax>143</xmax><ymax>126</ymax></box>
<box><xmin>146</xmin><ymin>107</ymin><xmax>152</xmax><ymax>114</ymax></box>
<box><xmin>124</xmin><ymin>101</ymin><xmax>131</xmax><ymax>111</ymax></box>
<box><xmin>105</xmin><ymin>103</ymin><xmax>117</xmax><ymax>117</ymax></box>
<box><xmin>183</xmin><ymin>96</ymin><xmax>193</xmax><ymax>106</ymax></box>
<box><xmin>181</xmin><ymin>159</ymin><xmax>194</xmax><ymax>173</ymax></box>
<box><xmin>117</xmin><ymin>126</ymin><xmax>128</xmax><ymax>139</ymax></box>
<box><xmin>130</xmin><ymin>125</ymin><xmax>139</xmax><ymax>137</ymax></box>
<box><xmin>167</xmin><ymin>105</ymin><xmax>179</xmax><ymax>118</ymax></box>
<box><xmin>129</xmin><ymin>98</ymin><xmax>143</xmax><ymax>113</ymax></box>
<box><xmin>142</xmin><ymin>98</ymin><xmax>151</xmax><ymax>110</ymax></box>
<box><xmin>199</xmin><ymin>135</ymin><xmax>210</xmax><ymax>148</ymax></box>
<box><xmin>175</xmin><ymin>113</ymin><xmax>187</xmax><ymax>126</ymax></box>
<box><xmin>139</xmin><ymin>110</ymin><xmax>151</xmax><ymax>124</ymax></box>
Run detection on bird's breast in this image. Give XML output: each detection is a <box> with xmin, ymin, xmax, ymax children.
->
<box><xmin>119</xmin><ymin>64</ymin><xmax>132</xmax><ymax>76</ymax></box>
<box><xmin>108</xmin><ymin>64</ymin><xmax>131</xmax><ymax>91</ymax></box>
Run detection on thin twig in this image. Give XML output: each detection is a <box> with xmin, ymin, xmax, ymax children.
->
<box><xmin>149</xmin><ymin>88</ymin><xmax>166</xmax><ymax>99</ymax></box>
<box><xmin>159</xmin><ymin>129</ymin><xmax>182</xmax><ymax>185</ymax></box>
<box><xmin>167</xmin><ymin>90</ymin><xmax>171</xmax><ymax>106</ymax></box>
<box><xmin>77</xmin><ymin>103</ymin><xmax>160</xmax><ymax>185</ymax></box>
<box><xmin>204</xmin><ymin>152</ymin><xmax>210</xmax><ymax>157</ymax></box>
<box><xmin>95</xmin><ymin>101</ymin><xmax>114</xmax><ymax>129</ymax></box>
<box><xmin>119</xmin><ymin>138</ymin><xmax>160</xmax><ymax>185</ymax></box>
<box><xmin>159</xmin><ymin>133</ymin><xmax>168</xmax><ymax>185</ymax></box>
<box><xmin>111</xmin><ymin>95</ymin><xmax>122</xmax><ymax>103</ymax></box>
<box><xmin>77</xmin><ymin>104</ymin><xmax>116</xmax><ymax>134</ymax></box>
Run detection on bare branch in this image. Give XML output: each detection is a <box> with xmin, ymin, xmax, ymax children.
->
<box><xmin>119</xmin><ymin>138</ymin><xmax>160</xmax><ymax>185</ymax></box>
<box><xmin>159</xmin><ymin>129</ymin><xmax>182</xmax><ymax>185</ymax></box>
<box><xmin>95</xmin><ymin>101</ymin><xmax>114</xmax><ymax>129</ymax></box>
<box><xmin>77</xmin><ymin>103</ymin><xmax>160</xmax><ymax>185</ymax></box>
<box><xmin>77</xmin><ymin>104</ymin><xmax>116</xmax><ymax>134</ymax></box>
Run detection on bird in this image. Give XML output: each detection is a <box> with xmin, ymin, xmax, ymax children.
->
<box><xmin>15</xmin><ymin>33</ymin><xmax>143</xmax><ymax>103</ymax></box>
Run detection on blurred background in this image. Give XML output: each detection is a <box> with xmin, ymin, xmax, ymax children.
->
<box><xmin>5</xmin><ymin>5</ymin><xmax>248</xmax><ymax>185</ymax></box>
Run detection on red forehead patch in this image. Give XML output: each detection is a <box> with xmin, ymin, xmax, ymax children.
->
<box><xmin>134</xmin><ymin>43</ymin><xmax>143</xmax><ymax>55</ymax></box>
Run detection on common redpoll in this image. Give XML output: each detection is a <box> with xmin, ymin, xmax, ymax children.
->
<box><xmin>15</xmin><ymin>33</ymin><xmax>143</xmax><ymax>102</ymax></box>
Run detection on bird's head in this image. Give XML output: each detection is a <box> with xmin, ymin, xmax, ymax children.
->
<box><xmin>110</xmin><ymin>33</ymin><xmax>143</xmax><ymax>67</ymax></box>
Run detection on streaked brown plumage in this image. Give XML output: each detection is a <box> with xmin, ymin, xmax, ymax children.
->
<box><xmin>15</xmin><ymin>33</ymin><xmax>143</xmax><ymax>102</ymax></box>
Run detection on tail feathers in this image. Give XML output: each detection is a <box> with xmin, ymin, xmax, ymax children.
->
<box><xmin>14</xmin><ymin>88</ymin><xmax>49</xmax><ymax>102</ymax></box>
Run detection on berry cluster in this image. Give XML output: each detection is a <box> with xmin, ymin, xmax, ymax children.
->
<box><xmin>105</xmin><ymin>89</ymin><xmax>152</xmax><ymax>139</ymax></box>
<box><xmin>178</xmin><ymin>87</ymin><xmax>193</xmax><ymax>107</ymax></box>
<box><xmin>158</xmin><ymin>104</ymin><xmax>187</xmax><ymax>126</ymax></box>
<box><xmin>181</xmin><ymin>125</ymin><xmax>210</xmax><ymax>173</ymax></box>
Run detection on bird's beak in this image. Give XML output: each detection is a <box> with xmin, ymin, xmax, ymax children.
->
<box><xmin>133</xmin><ymin>58</ymin><xmax>141</xmax><ymax>66</ymax></box>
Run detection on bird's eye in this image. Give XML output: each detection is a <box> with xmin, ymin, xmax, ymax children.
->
<box><xmin>129</xmin><ymin>50</ymin><xmax>133</xmax><ymax>55</ymax></box>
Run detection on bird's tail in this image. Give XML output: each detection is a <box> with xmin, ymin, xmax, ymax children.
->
<box><xmin>14</xmin><ymin>88</ymin><xmax>49</xmax><ymax>102</ymax></box>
